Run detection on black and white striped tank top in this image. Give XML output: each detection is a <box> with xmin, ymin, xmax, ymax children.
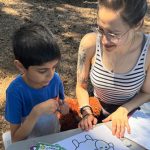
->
<box><xmin>90</xmin><ymin>34</ymin><xmax>150</xmax><ymax>105</ymax></box>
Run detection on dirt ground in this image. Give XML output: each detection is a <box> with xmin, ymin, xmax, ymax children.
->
<box><xmin>0</xmin><ymin>0</ymin><xmax>149</xmax><ymax>149</ymax></box>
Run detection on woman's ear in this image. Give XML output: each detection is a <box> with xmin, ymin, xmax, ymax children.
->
<box><xmin>14</xmin><ymin>60</ymin><xmax>26</xmax><ymax>74</ymax></box>
<box><xmin>134</xmin><ymin>19</ymin><xmax>144</xmax><ymax>30</ymax></box>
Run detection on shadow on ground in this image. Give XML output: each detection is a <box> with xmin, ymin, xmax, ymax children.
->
<box><xmin>0</xmin><ymin>1</ymin><xmax>149</xmax><ymax>149</ymax></box>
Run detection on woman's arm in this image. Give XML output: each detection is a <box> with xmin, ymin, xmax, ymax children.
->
<box><xmin>103</xmin><ymin>48</ymin><xmax>150</xmax><ymax>138</ymax></box>
<box><xmin>123</xmin><ymin>46</ymin><xmax>150</xmax><ymax>111</ymax></box>
<box><xmin>76</xmin><ymin>33</ymin><xmax>98</xmax><ymax>130</ymax></box>
<box><xmin>76</xmin><ymin>32</ymin><xmax>96</xmax><ymax>109</ymax></box>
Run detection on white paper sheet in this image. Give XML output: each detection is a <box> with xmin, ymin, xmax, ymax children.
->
<box><xmin>54</xmin><ymin>125</ymin><xmax>129</xmax><ymax>150</ymax></box>
<box><xmin>125</xmin><ymin>110</ymin><xmax>150</xmax><ymax>150</ymax></box>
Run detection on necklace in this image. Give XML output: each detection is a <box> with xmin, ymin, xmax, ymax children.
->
<box><xmin>101</xmin><ymin>34</ymin><xmax>136</xmax><ymax>73</ymax></box>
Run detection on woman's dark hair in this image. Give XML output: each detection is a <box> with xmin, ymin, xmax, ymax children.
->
<box><xmin>98</xmin><ymin>0</ymin><xmax>147</xmax><ymax>27</ymax></box>
<box><xmin>13</xmin><ymin>23</ymin><xmax>61</xmax><ymax>69</ymax></box>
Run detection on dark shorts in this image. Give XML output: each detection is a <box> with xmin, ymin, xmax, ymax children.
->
<box><xmin>96</xmin><ymin>99</ymin><xmax>140</xmax><ymax>123</ymax></box>
<box><xmin>96</xmin><ymin>100</ymin><xmax>121</xmax><ymax>123</ymax></box>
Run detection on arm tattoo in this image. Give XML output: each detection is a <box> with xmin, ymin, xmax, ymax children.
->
<box><xmin>77</xmin><ymin>47</ymin><xmax>88</xmax><ymax>84</ymax></box>
<box><xmin>78</xmin><ymin>50</ymin><xmax>86</xmax><ymax>71</ymax></box>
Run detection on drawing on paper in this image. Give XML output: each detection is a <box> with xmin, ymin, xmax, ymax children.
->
<box><xmin>72</xmin><ymin>134</ymin><xmax>114</xmax><ymax>150</ymax></box>
<box><xmin>55</xmin><ymin>125</ymin><xmax>129</xmax><ymax>150</ymax></box>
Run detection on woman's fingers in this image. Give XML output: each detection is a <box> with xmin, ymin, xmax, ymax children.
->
<box><xmin>93</xmin><ymin>117</ymin><xmax>98</xmax><ymax>125</ymax></box>
<box><xmin>125</xmin><ymin>120</ymin><xmax>131</xmax><ymax>134</ymax></box>
<box><xmin>112</xmin><ymin>119</ymin><xmax>117</xmax><ymax>136</ymax></box>
<box><xmin>78</xmin><ymin>115</ymin><xmax>97</xmax><ymax>131</ymax></box>
<box><xmin>120</xmin><ymin>122</ymin><xmax>125</xmax><ymax>138</ymax></box>
<box><xmin>116</xmin><ymin>120</ymin><xmax>122</xmax><ymax>138</ymax></box>
<box><xmin>109</xmin><ymin>107</ymin><xmax>130</xmax><ymax>138</ymax></box>
<box><xmin>78</xmin><ymin>120</ymin><xmax>85</xmax><ymax>129</ymax></box>
<box><xmin>79</xmin><ymin>111</ymin><xmax>130</xmax><ymax>139</ymax></box>
<box><xmin>87</xmin><ymin>118</ymin><xmax>93</xmax><ymax>130</ymax></box>
<box><xmin>112</xmin><ymin>118</ymin><xmax>130</xmax><ymax>138</ymax></box>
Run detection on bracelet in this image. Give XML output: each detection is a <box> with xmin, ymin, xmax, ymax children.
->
<box><xmin>82</xmin><ymin>113</ymin><xmax>94</xmax><ymax>118</ymax></box>
<box><xmin>80</xmin><ymin>105</ymin><xmax>93</xmax><ymax>115</ymax></box>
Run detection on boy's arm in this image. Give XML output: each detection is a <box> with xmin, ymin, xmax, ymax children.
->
<box><xmin>10</xmin><ymin>108</ymin><xmax>38</xmax><ymax>142</ymax></box>
<box><xmin>58</xmin><ymin>78</ymin><xmax>69</xmax><ymax>115</ymax></box>
<box><xmin>54</xmin><ymin>75</ymin><xmax>68</xmax><ymax>115</ymax></box>
<box><xmin>58</xmin><ymin>77</ymin><xmax>65</xmax><ymax>101</ymax></box>
<box><xmin>10</xmin><ymin>99</ymin><xmax>59</xmax><ymax>142</ymax></box>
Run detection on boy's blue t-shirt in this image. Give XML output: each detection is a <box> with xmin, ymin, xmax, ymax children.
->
<box><xmin>5</xmin><ymin>72</ymin><xmax>64</xmax><ymax>124</ymax></box>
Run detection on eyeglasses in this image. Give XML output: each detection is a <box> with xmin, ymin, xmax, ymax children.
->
<box><xmin>96</xmin><ymin>26</ymin><xmax>130</xmax><ymax>44</ymax></box>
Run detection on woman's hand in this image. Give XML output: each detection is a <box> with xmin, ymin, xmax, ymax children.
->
<box><xmin>102</xmin><ymin>107</ymin><xmax>130</xmax><ymax>138</ymax></box>
<box><xmin>78</xmin><ymin>114</ymin><xmax>97</xmax><ymax>131</ymax></box>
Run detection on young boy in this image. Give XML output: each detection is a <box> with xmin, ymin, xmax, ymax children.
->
<box><xmin>5</xmin><ymin>23</ymin><xmax>69</xmax><ymax>142</ymax></box>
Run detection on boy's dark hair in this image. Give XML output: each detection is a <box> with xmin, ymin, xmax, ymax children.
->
<box><xmin>98</xmin><ymin>0</ymin><xmax>147</xmax><ymax>27</ymax></box>
<box><xmin>13</xmin><ymin>23</ymin><xmax>61</xmax><ymax>69</ymax></box>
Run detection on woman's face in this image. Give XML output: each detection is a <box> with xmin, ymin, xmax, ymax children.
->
<box><xmin>97</xmin><ymin>7</ymin><xmax>131</xmax><ymax>52</ymax></box>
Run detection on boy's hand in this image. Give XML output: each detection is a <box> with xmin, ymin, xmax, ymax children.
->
<box><xmin>60</xmin><ymin>101</ymin><xmax>69</xmax><ymax>115</ymax></box>
<box><xmin>33</xmin><ymin>99</ymin><xmax>59</xmax><ymax>117</ymax></box>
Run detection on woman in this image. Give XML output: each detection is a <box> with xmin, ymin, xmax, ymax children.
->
<box><xmin>76</xmin><ymin>0</ymin><xmax>150</xmax><ymax>138</ymax></box>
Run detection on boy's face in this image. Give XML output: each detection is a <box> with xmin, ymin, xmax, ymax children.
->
<box><xmin>22</xmin><ymin>59</ymin><xmax>59</xmax><ymax>89</ymax></box>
